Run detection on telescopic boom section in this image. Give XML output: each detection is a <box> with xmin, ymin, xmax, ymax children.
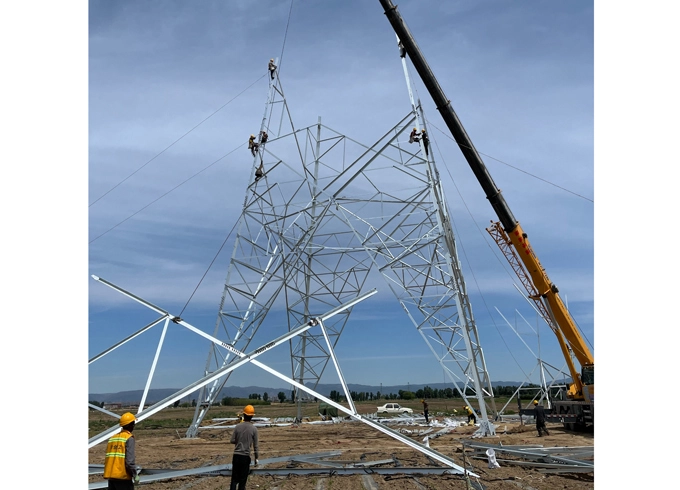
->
<box><xmin>378</xmin><ymin>0</ymin><xmax>594</xmax><ymax>400</ymax></box>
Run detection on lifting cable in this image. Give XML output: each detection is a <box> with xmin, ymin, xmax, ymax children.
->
<box><xmin>90</xmin><ymin>1</ymin><xmax>296</xmax><ymax>245</ymax></box>
<box><xmin>426</xmin><ymin>126</ymin><xmax>534</xmax><ymax>382</ymax></box>
<box><xmin>89</xmin><ymin>142</ymin><xmax>243</xmax><ymax>245</ymax></box>
<box><xmin>404</xmin><ymin>60</ymin><xmax>595</xmax><ymax>369</ymax></box>
<box><xmin>401</xmin><ymin>65</ymin><xmax>535</xmax><ymax>377</ymax></box>
<box><xmin>426</xmin><ymin>121</ymin><xmax>594</xmax><ymax>203</ymax></box>
<box><xmin>423</xmin><ymin>118</ymin><xmax>595</xmax><ymax>353</ymax></box>
<box><xmin>261</xmin><ymin>0</ymin><xmax>295</xmax><ymax>141</ymax></box>
<box><xmin>89</xmin><ymin>74</ymin><xmax>266</xmax><ymax>208</ymax></box>
<box><xmin>177</xmin><ymin>0</ymin><xmax>297</xmax><ymax>317</ymax></box>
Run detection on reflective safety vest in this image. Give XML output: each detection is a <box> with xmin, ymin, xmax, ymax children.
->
<box><xmin>103</xmin><ymin>430</ymin><xmax>133</xmax><ymax>480</ymax></box>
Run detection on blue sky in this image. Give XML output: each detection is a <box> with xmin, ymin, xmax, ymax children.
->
<box><xmin>85</xmin><ymin>0</ymin><xmax>598</xmax><ymax>397</ymax></box>
<box><xmin>4</xmin><ymin>2</ymin><xmax>679</xmax><ymax>485</ymax></box>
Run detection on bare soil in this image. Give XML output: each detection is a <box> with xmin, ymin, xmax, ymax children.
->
<box><xmin>89</xmin><ymin>401</ymin><xmax>594</xmax><ymax>489</ymax></box>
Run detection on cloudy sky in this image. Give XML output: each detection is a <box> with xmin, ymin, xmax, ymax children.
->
<box><xmin>5</xmin><ymin>1</ymin><xmax>677</xmax><ymax>408</ymax></box>
<box><xmin>5</xmin><ymin>3</ymin><xmax>678</xmax><ymax>486</ymax></box>
<box><xmin>83</xmin><ymin>0</ymin><xmax>600</xmax><ymax>398</ymax></box>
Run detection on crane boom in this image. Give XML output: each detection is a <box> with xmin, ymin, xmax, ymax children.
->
<box><xmin>378</xmin><ymin>0</ymin><xmax>594</xmax><ymax>427</ymax></box>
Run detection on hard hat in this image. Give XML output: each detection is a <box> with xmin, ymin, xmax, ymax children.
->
<box><xmin>119</xmin><ymin>412</ymin><xmax>136</xmax><ymax>426</ymax></box>
<box><xmin>413</xmin><ymin>127</ymin><xmax>417</xmax><ymax>131</ymax></box>
<box><xmin>270</xmin><ymin>58</ymin><xmax>274</xmax><ymax>62</ymax></box>
<box><xmin>464</xmin><ymin>406</ymin><xmax>468</xmax><ymax>409</ymax></box>
<box><xmin>533</xmin><ymin>400</ymin><xmax>538</xmax><ymax>405</ymax></box>
<box><xmin>243</xmin><ymin>405</ymin><xmax>255</xmax><ymax>416</ymax></box>
<box><xmin>421</xmin><ymin>399</ymin><xmax>424</xmax><ymax>403</ymax></box>
<box><xmin>250</xmin><ymin>134</ymin><xmax>255</xmax><ymax>138</ymax></box>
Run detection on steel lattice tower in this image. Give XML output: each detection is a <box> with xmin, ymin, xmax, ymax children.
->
<box><xmin>187</xmin><ymin>54</ymin><xmax>497</xmax><ymax>437</ymax></box>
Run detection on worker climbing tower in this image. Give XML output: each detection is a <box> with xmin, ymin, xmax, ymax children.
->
<box><xmin>392</xmin><ymin>36</ymin><xmax>497</xmax><ymax>434</ymax></box>
<box><xmin>187</xmin><ymin>58</ymin><xmax>377</xmax><ymax>435</ymax></box>
<box><xmin>186</xmin><ymin>49</ymin><xmax>498</xmax><ymax>436</ymax></box>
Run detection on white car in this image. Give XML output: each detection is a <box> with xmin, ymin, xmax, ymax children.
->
<box><xmin>377</xmin><ymin>403</ymin><xmax>413</xmax><ymax>415</ymax></box>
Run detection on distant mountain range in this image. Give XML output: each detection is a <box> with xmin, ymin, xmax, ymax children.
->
<box><xmin>89</xmin><ymin>381</ymin><xmax>527</xmax><ymax>404</ymax></box>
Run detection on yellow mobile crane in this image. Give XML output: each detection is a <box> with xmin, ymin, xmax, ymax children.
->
<box><xmin>379</xmin><ymin>0</ymin><xmax>593</xmax><ymax>429</ymax></box>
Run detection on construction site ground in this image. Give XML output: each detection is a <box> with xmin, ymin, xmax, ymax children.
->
<box><xmin>88</xmin><ymin>401</ymin><xmax>595</xmax><ymax>489</ymax></box>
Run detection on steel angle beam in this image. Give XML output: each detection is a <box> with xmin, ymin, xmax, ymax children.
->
<box><xmin>253</xmin><ymin>467</ymin><xmax>466</xmax><ymax>476</ymax></box>
<box><xmin>89</xmin><ymin>464</ymin><xmax>471</xmax><ymax>489</ymax></box>
<box><xmin>538</xmin><ymin>466</ymin><xmax>595</xmax><ymax>474</ymax></box>
<box><xmin>470</xmin><ymin>448</ymin><xmax>593</xmax><ymax>467</ymax></box>
<box><xmin>88</xmin><ymin>452</ymin><xmax>345</xmax><ymax>488</ymax></box>
<box><xmin>291</xmin><ymin>457</ymin><xmax>397</xmax><ymax>469</ymax></box>
<box><xmin>490</xmin><ymin>459</ymin><xmax>593</xmax><ymax>471</ymax></box>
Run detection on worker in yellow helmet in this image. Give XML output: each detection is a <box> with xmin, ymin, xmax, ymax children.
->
<box><xmin>533</xmin><ymin>400</ymin><xmax>550</xmax><ymax>437</ymax></box>
<box><xmin>103</xmin><ymin>412</ymin><xmax>141</xmax><ymax>488</ymax></box>
<box><xmin>409</xmin><ymin>127</ymin><xmax>420</xmax><ymax>144</ymax></box>
<box><xmin>248</xmin><ymin>134</ymin><xmax>259</xmax><ymax>156</ymax></box>
<box><xmin>230</xmin><ymin>405</ymin><xmax>260</xmax><ymax>490</ymax></box>
<box><xmin>464</xmin><ymin>405</ymin><xmax>477</xmax><ymax>425</ymax></box>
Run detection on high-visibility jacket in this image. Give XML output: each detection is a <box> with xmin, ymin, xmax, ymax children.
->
<box><xmin>103</xmin><ymin>430</ymin><xmax>133</xmax><ymax>480</ymax></box>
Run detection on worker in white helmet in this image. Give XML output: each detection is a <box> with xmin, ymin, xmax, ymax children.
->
<box><xmin>268</xmin><ymin>58</ymin><xmax>277</xmax><ymax>80</ymax></box>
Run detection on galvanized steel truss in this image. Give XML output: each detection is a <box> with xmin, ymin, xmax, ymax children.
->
<box><xmin>186</xmin><ymin>59</ymin><xmax>497</xmax><ymax>437</ymax></box>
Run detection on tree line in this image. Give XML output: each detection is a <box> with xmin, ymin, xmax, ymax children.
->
<box><xmin>90</xmin><ymin>384</ymin><xmax>538</xmax><ymax>409</ymax></box>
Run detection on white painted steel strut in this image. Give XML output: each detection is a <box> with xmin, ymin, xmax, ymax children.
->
<box><xmin>88</xmin><ymin>276</ymin><xmax>377</xmax><ymax>448</ymax></box>
<box><xmin>88</xmin><ymin>277</ymin><xmax>474</xmax><ymax>474</ymax></box>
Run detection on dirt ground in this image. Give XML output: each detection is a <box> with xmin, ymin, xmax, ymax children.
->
<box><xmin>89</xmin><ymin>402</ymin><xmax>594</xmax><ymax>489</ymax></box>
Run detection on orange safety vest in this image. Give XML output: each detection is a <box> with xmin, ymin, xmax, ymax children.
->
<box><xmin>103</xmin><ymin>430</ymin><xmax>133</xmax><ymax>480</ymax></box>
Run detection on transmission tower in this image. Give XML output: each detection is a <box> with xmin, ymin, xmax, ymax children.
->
<box><xmin>187</xmin><ymin>50</ymin><xmax>498</xmax><ymax>436</ymax></box>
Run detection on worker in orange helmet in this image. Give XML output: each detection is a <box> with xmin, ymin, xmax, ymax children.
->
<box><xmin>229</xmin><ymin>404</ymin><xmax>260</xmax><ymax>490</ymax></box>
<box><xmin>103</xmin><ymin>412</ymin><xmax>141</xmax><ymax>489</ymax></box>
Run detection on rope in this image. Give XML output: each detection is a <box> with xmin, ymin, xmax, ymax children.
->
<box><xmin>88</xmin><ymin>143</ymin><xmax>242</xmax><ymax>244</ymax></box>
<box><xmin>89</xmin><ymin>74</ymin><xmax>265</xmax><ymax>208</ymax></box>
<box><xmin>427</xmin><ymin>120</ymin><xmax>593</xmax><ymax>203</ymax></box>
<box><xmin>178</xmin><ymin>218</ymin><xmax>239</xmax><ymax>317</ymax></box>
<box><xmin>277</xmin><ymin>0</ymin><xmax>295</xmax><ymax>75</ymax></box>
<box><xmin>180</xmin><ymin>0</ymin><xmax>297</xmax><ymax>315</ymax></box>
<box><xmin>427</xmin><ymin>131</ymin><xmax>533</xmax><ymax>381</ymax></box>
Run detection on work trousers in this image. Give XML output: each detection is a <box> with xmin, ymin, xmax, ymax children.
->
<box><xmin>424</xmin><ymin>410</ymin><xmax>429</xmax><ymax>423</ymax></box>
<box><xmin>536</xmin><ymin>420</ymin><xmax>549</xmax><ymax>436</ymax></box>
<box><xmin>107</xmin><ymin>478</ymin><xmax>134</xmax><ymax>490</ymax></box>
<box><xmin>230</xmin><ymin>453</ymin><xmax>252</xmax><ymax>490</ymax></box>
